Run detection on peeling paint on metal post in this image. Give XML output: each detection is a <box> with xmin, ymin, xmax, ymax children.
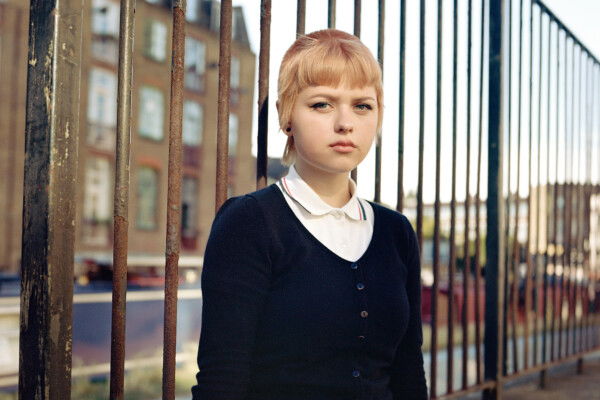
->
<box><xmin>109</xmin><ymin>0</ymin><xmax>136</xmax><ymax>398</ymax></box>
<box><xmin>19</xmin><ymin>0</ymin><xmax>83</xmax><ymax>398</ymax></box>
<box><xmin>163</xmin><ymin>1</ymin><xmax>186</xmax><ymax>399</ymax></box>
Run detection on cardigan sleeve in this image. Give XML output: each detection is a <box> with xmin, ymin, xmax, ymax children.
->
<box><xmin>191</xmin><ymin>195</ymin><xmax>272</xmax><ymax>400</ymax></box>
<box><xmin>389</xmin><ymin>216</ymin><xmax>428</xmax><ymax>400</ymax></box>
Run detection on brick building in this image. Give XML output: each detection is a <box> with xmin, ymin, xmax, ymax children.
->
<box><xmin>0</xmin><ymin>0</ymin><xmax>256</xmax><ymax>274</ymax></box>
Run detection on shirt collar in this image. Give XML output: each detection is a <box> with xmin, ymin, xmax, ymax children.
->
<box><xmin>278</xmin><ymin>164</ymin><xmax>368</xmax><ymax>221</ymax></box>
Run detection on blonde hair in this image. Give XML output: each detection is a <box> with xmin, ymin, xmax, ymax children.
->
<box><xmin>277</xmin><ymin>29</ymin><xmax>384</xmax><ymax>166</ymax></box>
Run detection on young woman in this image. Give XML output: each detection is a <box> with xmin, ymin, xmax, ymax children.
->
<box><xmin>192</xmin><ymin>29</ymin><xmax>427</xmax><ymax>400</ymax></box>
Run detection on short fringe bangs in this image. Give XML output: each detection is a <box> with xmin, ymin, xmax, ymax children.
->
<box><xmin>293</xmin><ymin>45</ymin><xmax>381</xmax><ymax>90</ymax></box>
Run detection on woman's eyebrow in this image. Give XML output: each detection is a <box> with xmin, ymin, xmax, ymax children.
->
<box><xmin>306</xmin><ymin>94</ymin><xmax>376</xmax><ymax>102</ymax></box>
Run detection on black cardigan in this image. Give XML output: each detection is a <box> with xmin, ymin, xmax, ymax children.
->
<box><xmin>192</xmin><ymin>184</ymin><xmax>427</xmax><ymax>400</ymax></box>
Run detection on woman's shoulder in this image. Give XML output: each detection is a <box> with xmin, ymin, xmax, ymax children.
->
<box><xmin>367</xmin><ymin>201</ymin><xmax>414</xmax><ymax>233</ymax></box>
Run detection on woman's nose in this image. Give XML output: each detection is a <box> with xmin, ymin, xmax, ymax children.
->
<box><xmin>334</xmin><ymin>109</ymin><xmax>353</xmax><ymax>133</ymax></box>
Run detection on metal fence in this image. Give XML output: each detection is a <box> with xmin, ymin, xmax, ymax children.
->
<box><xmin>18</xmin><ymin>0</ymin><xmax>600</xmax><ymax>399</ymax></box>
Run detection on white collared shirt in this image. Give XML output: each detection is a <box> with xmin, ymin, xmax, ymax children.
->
<box><xmin>276</xmin><ymin>165</ymin><xmax>374</xmax><ymax>262</ymax></box>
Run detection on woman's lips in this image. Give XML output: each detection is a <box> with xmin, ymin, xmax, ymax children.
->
<box><xmin>330</xmin><ymin>141</ymin><xmax>356</xmax><ymax>153</ymax></box>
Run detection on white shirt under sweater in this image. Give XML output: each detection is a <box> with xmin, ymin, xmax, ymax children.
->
<box><xmin>276</xmin><ymin>165</ymin><xmax>374</xmax><ymax>262</ymax></box>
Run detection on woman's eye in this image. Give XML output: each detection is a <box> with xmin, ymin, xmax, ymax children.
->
<box><xmin>310</xmin><ymin>102</ymin><xmax>330</xmax><ymax>110</ymax></box>
<box><xmin>355</xmin><ymin>103</ymin><xmax>373</xmax><ymax>111</ymax></box>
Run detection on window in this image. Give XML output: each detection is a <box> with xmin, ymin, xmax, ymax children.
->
<box><xmin>183</xmin><ymin>101</ymin><xmax>203</xmax><ymax>146</ymax></box>
<box><xmin>87</xmin><ymin>68</ymin><xmax>117</xmax><ymax>150</ymax></box>
<box><xmin>181</xmin><ymin>177</ymin><xmax>199</xmax><ymax>249</ymax></box>
<box><xmin>229</xmin><ymin>113</ymin><xmax>238</xmax><ymax>156</ymax></box>
<box><xmin>186</xmin><ymin>0</ymin><xmax>200</xmax><ymax>22</ymax></box>
<box><xmin>138</xmin><ymin>86</ymin><xmax>164</xmax><ymax>140</ymax></box>
<box><xmin>184</xmin><ymin>37</ymin><xmax>206</xmax><ymax>91</ymax></box>
<box><xmin>88</xmin><ymin>68</ymin><xmax>117</xmax><ymax>126</ymax></box>
<box><xmin>136</xmin><ymin>167</ymin><xmax>159</xmax><ymax>230</ymax></box>
<box><xmin>83</xmin><ymin>157</ymin><xmax>112</xmax><ymax>246</ymax></box>
<box><xmin>230</xmin><ymin>56</ymin><xmax>240</xmax><ymax>105</ymax></box>
<box><xmin>91</xmin><ymin>0</ymin><xmax>119</xmax><ymax>37</ymax></box>
<box><xmin>144</xmin><ymin>20</ymin><xmax>167</xmax><ymax>62</ymax></box>
<box><xmin>230</xmin><ymin>56</ymin><xmax>240</xmax><ymax>89</ymax></box>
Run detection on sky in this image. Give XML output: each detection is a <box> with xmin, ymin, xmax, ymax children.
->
<box><xmin>231</xmin><ymin>0</ymin><xmax>600</xmax><ymax>207</ymax></box>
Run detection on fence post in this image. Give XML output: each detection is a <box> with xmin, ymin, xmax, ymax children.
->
<box><xmin>19</xmin><ymin>0</ymin><xmax>83</xmax><ymax>398</ymax></box>
<box><xmin>483</xmin><ymin>0</ymin><xmax>506</xmax><ymax>399</ymax></box>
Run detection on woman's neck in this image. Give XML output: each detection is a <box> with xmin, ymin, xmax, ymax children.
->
<box><xmin>294</xmin><ymin>163</ymin><xmax>351</xmax><ymax>208</ymax></box>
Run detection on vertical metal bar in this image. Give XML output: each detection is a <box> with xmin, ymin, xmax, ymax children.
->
<box><xmin>447</xmin><ymin>0</ymin><xmax>459</xmax><ymax>392</ymax></box>
<box><xmin>575</xmin><ymin>51</ymin><xmax>585</xmax><ymax>355</ymax></box>
<box><xmin>557</xmin><ymin>30</ymin><xmax>566</xmax><ymax>360</ymax></box>
<box><xmin>462</xmin><ymin>0</ymin><xmax>474</xmax><ymax>389</ymax></box>
<box><xmin>474</xmin><ymin>0</ymin><xmax>486</xmax><ymax>384</ymax></box>
<box><xmin>162</xmin><ymin>2</ymin><xmax>186</xmax><ymax>399</ymax></box>
<box><xmin>431</xmin><ymin>0</ymin><xmax>444</xmax><ymax>396</ymax></box>
<box><xmin>351</xmin><ymin>0</ymin><xmax>361</xmax><ymax>183</ymax></box>
<box><xmin>556</xmin><ymin>27</ymin><xmax>564</xmax><ymax>360</ymax></box>
<box><xmin>374</xmin><ymin>0</ymin><xmax>384</xmax><ymax>203</ymax></box>
<box><xmin>328</xmin><ymin>0</ymin><xmax>336</xmax><ymax>29</ymax></box>
<box><xmin>354</xmin><ymin>0</ymin><xmax>362</xmax><ymax>37</ymax></box>
<box><xmin>550</xmin><ymin>19</ymin><xmax>559</xmax><ymax>362</ymax></box>
<box><xmin>256</xmin><ymin>0</ymin><xmax>271</xmax><ymax>190</ymax></box>
<box><xmin>567</xmin><ymin>43</ymin><xmax>576</xmax><ymax>356</ymax></box>
<box><xmin>215</xmin><ymin>0</ymin><xmax>232</xmax><ymax>211</ymax></box>
<box><xmin>534</xmin><ymin>3</ymin><xmax>543</xmax><ymax>369</ymax></box>
<box><xmin>110</xmin><ymin>0</ymin><xmax>136</xmax><ymax>398</ymax></box>
<box><xmin>502</xmin><ymin>0</ymin><xmax>512</xmax><ymax>375</ymax></box>
<box><xmin>509</xmin><ymin>0</ymin><xmax>524</xmax><ymax>374</ymax></box>
<box><xmin>417</xmin><ymin>0</ymin><xmax>426</xmax><ymax>257</ymax></box>
<box><xmin>396</xmin><ymin>0</ymin><xmax>406</xmax><ymax>212</ymax></box>
<box><xmin>541</xmin><ymin>12</ymin><xmax>551</xmax><ymax>369</ymax></box>
<box><xmin>296</xmin><ymin>0</ymin><xmax>306</xmax><ymax>36</ymax></box>
<box><xmin>19</xmin><ymin>1</ymin><xmax>83</xmax><ymax>398</ymax></box>
<box><xmin>483</xmin><ymin>0</ymin><xmax>506</xmax><ymax>399</ymax></box>
<box><xmin>524</xmin><ymin>0</ymin><xmax>534</xmax><ymax>370</ymax></box>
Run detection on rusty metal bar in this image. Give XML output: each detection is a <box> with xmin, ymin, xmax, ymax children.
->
<box><xmin>256</xmin><ymin>0</ymin><xmax>271</xmax><ymax>190</ymax></box>
<box><xmin>447</xmin><ymin>0</ymin><xmax>459</xmax><ymax>391</ymax></box>
<box><xmin>396</xmin><ymin>0</ymin><xmax>406</xmax><ymax>212</ymax></box>
<box><xmin>461</xmin><ymin>0</ymin><xmax>474</xmax><ymax>388</ymax></box>
<box><xmin>474</xmin><ymin>0</ymin><xmax>486</xmax><ymax>384</ymax></box>
<box><xmin>483</xmin><ymin>0</ymin><xmax>506</xmax><ymax>399</ymax></box>
<box><xmin>215</xmin><ymin>0</ymin><xmax>232</xmax><ymax>211</ymax></box>
<box><xmin>162</xmin><ymin>2</ymin><xmax>186</xmax><ymax>399</ymax></box>
<box><xmin>431</xmin><ymin>0</ymin><xmax>443</xmax><ymax>396</ymax></box>
<box><xmin>109</xmin><ymin>0</ymin><xmax>136</xmax><ymax>398</ymax></box>
<box><xmin>374</xmin><ymin>0</ymin><xmax>384</xmax><ymax>203</ymax></box>
<box><xmin>416</xmin><ymin>0</ymin><xmax>426</xmax><ymax>257</ymax></box>
<box><xmin>296</xmin><ymin>0</ymin><xmax>306</xmax><ymax>36</ymax></box>
<box><xmin>328</xmin><ymin>0</ymin><xmax>336</xmax><ymax>29</ymax></box>
<box><xmin>19</xmin><ymin>0</ymin><xmax>83</xmax><ymax>398</ymax></box>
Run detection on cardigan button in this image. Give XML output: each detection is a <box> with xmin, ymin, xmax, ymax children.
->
<box><xmin>352</xmin><ymin>369</ymin><xmax>361</xmax><ymax>378</ymax></box>
<box><xmin>358</xmin><ymin>335</ymin><xmax>366</xmax><ymax>340</ymax></box>
<box><xmin>356</xmin><ymin>283</ymin><xmax>365</xmax><ymax>290</ymax></box>
<box><xmin>350</xmin><ymin>263</ymin><xmax>358</xmax><ymax>270</ymax></box>
<box><xmin>360</xmin><ymin>310</ymin><xmax>368</xmax><ymax>318</ymax></box>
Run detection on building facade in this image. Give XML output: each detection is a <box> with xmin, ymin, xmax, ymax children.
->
<box><xmin>0</xmin><ymin>0</ymin><xmax>256</xmax><ymax>273</ymax></box>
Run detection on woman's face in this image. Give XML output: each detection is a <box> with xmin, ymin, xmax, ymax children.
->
<box><xmin>287</xmin><ymin>84</ymin><xmax>379</xmax><ymax>177</ymax></box>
